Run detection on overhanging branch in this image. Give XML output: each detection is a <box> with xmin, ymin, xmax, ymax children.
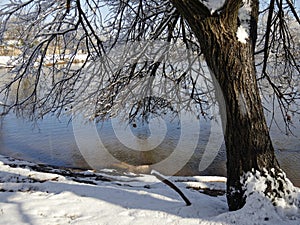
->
<box><xmin>286</xmin><ymin>0</ymin><xmax>300</xmax><ymax>25</ymax></box>
<box><xmin>170</xmin><ymin>0</ymin><xmax>211</xmax><ymax>20</ymax></box>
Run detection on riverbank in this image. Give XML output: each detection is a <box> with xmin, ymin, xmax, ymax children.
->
<box><xmin>0</xmin><ymin>155</ymin><xmax>299</xmax><ymax>225</ymax></box>
<box><xmin>0</xmin><ymin>56</ymin><xmax>14</xmax><ymax>68</ymax></box>
<box><xmin>0</xmin><ymin>54</ymin><xmax>88</xmax><ymax>68</ymax></box>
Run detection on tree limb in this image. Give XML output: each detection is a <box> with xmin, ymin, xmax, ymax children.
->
<box><xmin>151</xmin><ymin>170</ymin><xmax>191</xmax><ymax>206</ymax></box>
<box><xmin>286</xmin><ymin>0</ymin><xmax>300</xmax><ymax>25</ymax></box>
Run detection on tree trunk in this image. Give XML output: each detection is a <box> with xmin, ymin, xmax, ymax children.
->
<box><xmin>171</xmin><ymin>0</ymin><xmax>282</xmax><ymax>210</ymax></box>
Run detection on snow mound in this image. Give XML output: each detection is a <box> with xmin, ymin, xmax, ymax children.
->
<box><xmin>243</xmin><ymin>169</ymin><xmax>300</xmax><ymax>220</ymax></box>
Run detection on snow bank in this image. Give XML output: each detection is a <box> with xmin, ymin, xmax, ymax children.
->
<box><xmin>243</xmin><ymin>169</ymin><xmax>300</xmax><ymax>219</ymax></box>
<box><xmin>0</xmin><ymin>155</ymin><xmax>299</xmax><ymax>225</ymax></box>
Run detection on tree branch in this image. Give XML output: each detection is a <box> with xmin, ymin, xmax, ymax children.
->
<box><xmin>170</xmin><ymin>0</ymin><xmax>211</xmax><ymax>20</ymax></box>
<box><xmin>286</xmin><ymin>0</ymin><xmax>300</xmax><ymax>25</ymax></box>
<box><xmin>261</xmin><ymin>0</ymin><xmax>275</xmax><ymax>78</ymax></box>
<box><xmin>151</xmin><ymin>170</ymin><xmax>191</xmax><ymax>206</ymax></box>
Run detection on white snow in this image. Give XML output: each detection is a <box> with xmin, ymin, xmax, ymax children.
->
<box><xmin>243</xmin><ymin>169</ymin><xmax>300</xmax><ymax>219</ymax></box>
<box><xmin>0</xmin><ymin>56</ymin><xmax>16</xmax><ymax>68</ymax></box>
<box><xmin>237</xmin><ymin>0</ymin><xmax>252</xmax><ymax>43</ymax></box>
<box><xmin>0</xmin><ymin>54</ymin><xmax>88</xmax><ymax>68</ymax></box>
<box><xmin>0</xmin><ymin>155</ymin><xmax>299</xmax><ymax>225</ymax></box>
<box><xmin>200</xmin><ymin>0</ymin><xmax>252</xmax><ymax>44</ymax></box>
<box><xmin>236</xmin><ymin>26</ymin><xmax>249</xmax><ymax>44</ymax></box>
<box><xmin>202</xmin><ymin>0</ymin><xmax>226</xmax><ymax>15</ymax></box>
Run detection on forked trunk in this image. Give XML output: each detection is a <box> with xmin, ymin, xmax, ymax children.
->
<box><xmin>171</xmin><ymin>0</ymin><xmax>282</xmax><ymax>210</ymax></box>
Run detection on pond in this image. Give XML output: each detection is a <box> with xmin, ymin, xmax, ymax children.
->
<box><xmin>0</xmin><ymin>69</ymin><xmax>299</xmax><ymax>187</ymax></box>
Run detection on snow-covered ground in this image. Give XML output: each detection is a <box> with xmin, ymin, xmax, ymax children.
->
<box><xmin>0</xmin><ymin>155</ymin><xmax>299</xmax><ymax>225</ymax></box>
<box><xmin>0</xmin><ymin>55</ymin><xmax>88</xmax><ymax>68</ymax></box>
<box><xmin>0</xmin><ymin>56</ymin><xmax>14</xmax><ymax>68</ymax></box>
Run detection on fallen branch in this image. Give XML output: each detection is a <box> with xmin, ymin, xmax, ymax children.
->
<box><xmin>151</xmin><ymin>170</ymin><xmax>191</xmax><ymax>206</ymax></box>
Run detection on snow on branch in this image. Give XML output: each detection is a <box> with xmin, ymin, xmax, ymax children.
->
<box><xmin>201</xmin><ymin>0</ymin><xmax>226</xmax><ymax>15</ymax></box>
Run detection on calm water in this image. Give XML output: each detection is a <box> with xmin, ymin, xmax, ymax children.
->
<box><xmin>0</xmin><ymin>70</ymin><xmax>299</xmax><ymax>186</ymax></box>
<box><xmin>0</xmin><ymin>112</ymin><xmax>227</xmax><ymax>174</ymax></box>
<box><xmin>0</xmin><ymin>109</ymin><xmax>299</xmax><ymax>186</ymax></box>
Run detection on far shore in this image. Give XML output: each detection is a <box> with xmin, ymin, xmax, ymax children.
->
<box><xmin>0</xmin><ymin>54</ymin><xmax>89</xmax><ymax>69</ymax></box>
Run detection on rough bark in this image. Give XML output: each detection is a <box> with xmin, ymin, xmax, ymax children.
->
<box><xmin>171</xmin><ymin>0</ymin><xmax>281</xmax><ymax>210</ymax></box>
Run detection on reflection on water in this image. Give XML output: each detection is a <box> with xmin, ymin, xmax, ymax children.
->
<box><xmin>0</xmin><ymin>69</ymin><xmax>299</xmax><ymax>187</ymax></box>
<box><xmin>0</xmin><ymin>114</ymin><xmax>88</xmax><ymax>169</ymax></box>
<box><xmin>0</xmin><ymin>112</ymin><xmax>226</xmax><ymax>175</ymax></box>
<box><xmin>0</xmin><ymin>110</ymin><xmax>299</xmax><ymax>187</ymax></box>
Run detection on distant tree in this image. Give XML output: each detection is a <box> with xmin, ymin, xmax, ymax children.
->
<box><xmin>0</xmin><ymin>0</ymin><xmax>299</xmax><ymax>211</ymax></box>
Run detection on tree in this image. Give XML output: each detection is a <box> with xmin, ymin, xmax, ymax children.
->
<box><xmin>170</xmin><ymin>0</ymin><xmax>300</xmax><ymax>210</ymax></box>
<box><xmin>0</xmin><ymin>0</ymin><xmax>299</xmax><ymax>211</ymax></box>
